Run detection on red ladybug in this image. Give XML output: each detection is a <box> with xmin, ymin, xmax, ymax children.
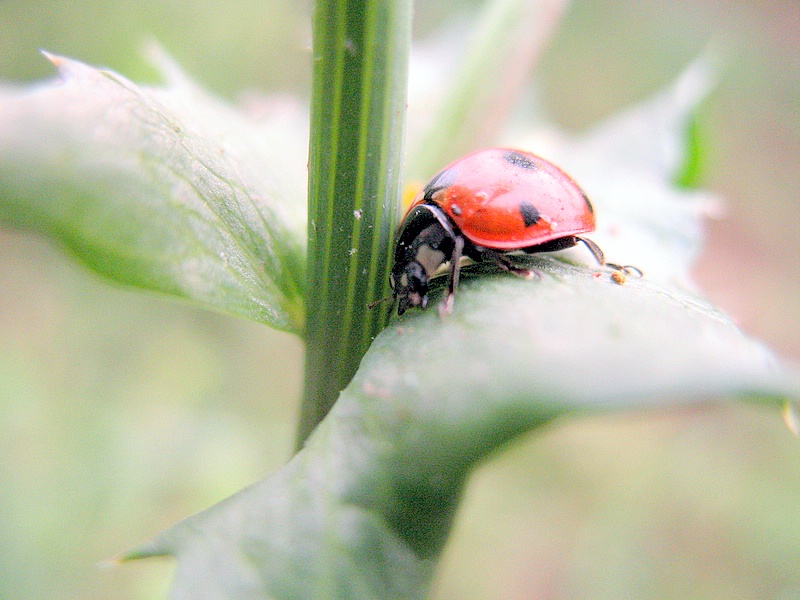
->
<box><xmin>389</xmin><ymin>148</ymin><xmax>615</xmax><ymax>315</ymax></box>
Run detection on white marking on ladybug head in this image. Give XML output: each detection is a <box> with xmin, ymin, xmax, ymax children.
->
<box><xmin>415</xmin><ymin>244</ymin><xmax>446</xmax><ymax>277</ymax></box>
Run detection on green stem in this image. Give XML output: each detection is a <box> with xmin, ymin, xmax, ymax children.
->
<box><xmin>298</xmin><ymin>0</ymin><xmax>411</xmax><ymax>448</ymax></box>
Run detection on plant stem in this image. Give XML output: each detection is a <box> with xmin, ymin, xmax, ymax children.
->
<box><xmin>298</xmin><ymin>0</ymin><xmax>411</xmax><ymax>449</ymax></box>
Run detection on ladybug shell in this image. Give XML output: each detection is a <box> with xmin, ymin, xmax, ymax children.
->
<box><xmin>406</xmin><ymin>148</ymin><xmax>595</xmax><ymax>251</ymax></box>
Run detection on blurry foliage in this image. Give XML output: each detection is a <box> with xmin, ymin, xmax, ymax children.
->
<box><xmin>0</xmin><ymin>0</ymin><xmax>312</xmax><ymax>94</ymax></box>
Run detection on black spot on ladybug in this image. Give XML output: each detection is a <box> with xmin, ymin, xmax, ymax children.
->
<box><xmin>423</xmin><ymin>167</ymin><xmax>457</xmax><ymax>202</ymax></box>
<box><xmin>519</xmin><ymin>201</ymin><xmax>540</xmax><ymax>227</ymax></box>
<box><xmin>581</xmin><ymin>191</ymin><xmax>594</xmax><ymax>214</ymax></box>
<box><xmin>504</xmin><ymin>151</ymin><xmax>538</xmax><ymax>171</ymax></box>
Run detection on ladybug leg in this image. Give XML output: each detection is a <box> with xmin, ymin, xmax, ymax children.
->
<box><xmin>605</xmin><ymin>263</ymin><xmax>643</xmax><ymax>278</ymax></box>
<box><xmin>575</xmin><ymin>236</ymin><xmax>606</xmax><ymax>266</ymax></box>
<box><xmin>440</xmin><ymin>234</ymin><xmax>465</xmax><ymax>316</ymax></box>
<box><xmin>576</xmin><ymin>236</ymin><xmax>643</xmax><ymax>278</ymax></box>
<box><xmin>618</xmin><ymin>264</ymin><xmax>644</xmax><ymax>277</ymax></box>
<box><xmin>482</xmin><ymin>250</ymin><xmax>536</xmax><ymax>280</ymax></box>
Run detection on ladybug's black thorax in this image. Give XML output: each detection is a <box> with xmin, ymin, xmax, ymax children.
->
<box><xmin>391</xmin><ymin>203</ymin><xmax>460</xmax><ymax>315</ymax></box>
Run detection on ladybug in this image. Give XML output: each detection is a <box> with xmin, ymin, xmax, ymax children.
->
<box><xmin>388</xmin><ymin>148</ymin><xmax>618</xmax><ymax>315</ymax></box>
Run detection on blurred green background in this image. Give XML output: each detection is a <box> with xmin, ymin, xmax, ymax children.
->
<box><xmin>1</xmin><ymin>1</ymin><xmax>798</xmax><ymax>598</ymax></box>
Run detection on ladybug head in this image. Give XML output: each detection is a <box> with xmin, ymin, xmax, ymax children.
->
<box><xmin>387</xmin><ymin>203</ymin><xmax>457</xmax><ymax>316</ymax></box>
<box><xmin>390</xmin><ymin>259</ymin><xmax>429</xmax><ymax>315</ymax></box>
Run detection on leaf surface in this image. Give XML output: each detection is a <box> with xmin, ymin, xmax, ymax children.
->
<box><xmin>133</xmin><ymin>259</ymin><xmax>798</xmax><ymax>599</ymax></box>
<box><xmin>0</xmin><ymin>50</ymin><xmax>307</xmax><ymax>333</ymax></box>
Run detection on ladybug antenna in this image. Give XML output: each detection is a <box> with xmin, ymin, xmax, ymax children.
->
<box><xmin>367</xmin><ymin>295</ymin><xmax>393</xmax><ymax>311</ymax></box>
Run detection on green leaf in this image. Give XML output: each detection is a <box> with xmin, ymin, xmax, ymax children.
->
<box><xmin>130</xmin><ymin>58</ymin><xmax>799</xmax><ymax>599</ymax></box>
<box><xmin>132</xmin><ymin>262</ymin><xmax>799</xmax><ymax>599</ymax></box>
<box><xmin>0</xmin><ymin>49</ymin><xmax>307</xmax><ymax>334</ymax></box>
<box><xmin>674</xmin><ymin>114</ymin><xmax>707</xmax><ymax>188</ymax></box>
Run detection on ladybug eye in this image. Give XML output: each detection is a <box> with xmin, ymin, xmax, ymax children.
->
<box><xmin>406</xmin><ymin>262</ymin><xmax>426</xmax><ymax>287</ymax></box>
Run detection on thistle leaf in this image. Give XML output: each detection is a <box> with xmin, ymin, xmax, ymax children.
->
<box><xmin>0</xmin><ymin>51</ymin><xmax>307</xmax><ymax>333</ymax></box>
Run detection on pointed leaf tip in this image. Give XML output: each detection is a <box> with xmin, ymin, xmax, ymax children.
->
<box><xmin>40</xmin><ymin>50</ymin><xmax>61</xmax><ymax>66</ymax></box>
